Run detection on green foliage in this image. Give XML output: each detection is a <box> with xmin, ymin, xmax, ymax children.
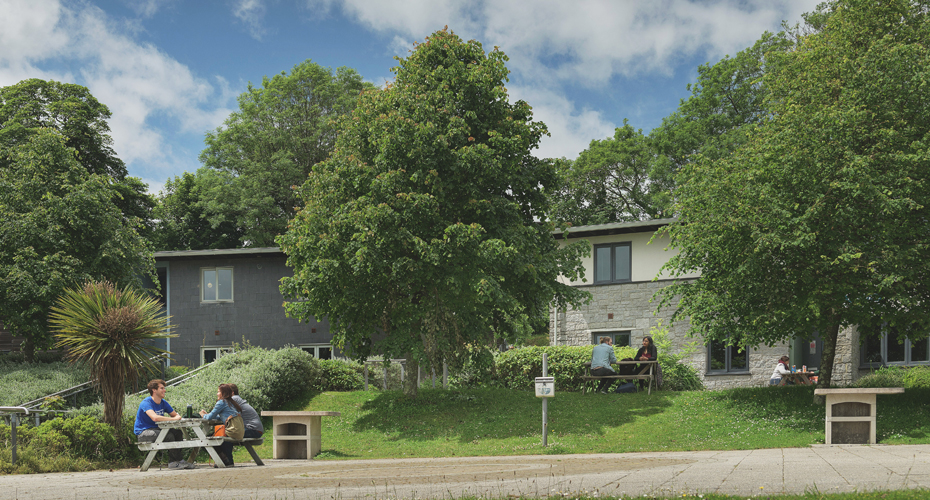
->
<box><xmin>0</xmin><ymin>361</ymin><xmax>91</xmax><ymax>407</ymax></box>
<box><xmin>903</xmin><ymin>366</ymin><xmax>930</xmax><ymax>389</ymax></box>
<box><xmin>186</xmin><ymin>61</ymin><xmax>374</xmax><ymax>248</ymax></box>
<box><xmin>521</xmin><ymin>334</ymin><xmax>550</xmax><ymax>347</ymax></box>
<box><xmin>856</xmin><ymin>366</ymin><xmax>906</xmax><ymax>388</ymax></box>
<box><xmin>658</xmin><ymin>0</ymin><xmax>930</xmax><ymax>387</ymax></box>
<box><xmin>494</xmin><ymin>345</ymin><xmax>636</xmax><ymax>392</ymax></box>
<box><xmin>0</xmin><ymin>128</ymin><xmax>155</xmax><ymax>360</ymax></box>
<box><xmin>312</xmin><ymin>359</ymin><xmax>364</xmax><ymax>392</ymax></box>
<box><xmin>0</xmin><ymin>415</ymin><xmax>133</xmax><ymax>473</ymax></box>
<box><xmin>279</xmin><ymin>29</ymin><xmax>590</xmax><ymax>397</ymax></box>
<box><xmin>50</xmin><ymin>281</ymin><xmax>175</xmax><ymax>427</ymax></box>
<box><xmin>649</xmin><ymin>321</ymin><xmax>704</xmax><ymax>392</ymax></box>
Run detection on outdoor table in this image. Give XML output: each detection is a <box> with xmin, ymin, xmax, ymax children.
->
<box><xmin>582</xmin><ymin>360</ymin><xmax>658</xmax><ymax>395</ymax></box>
<box><xmin>779</xmin><ymin>371</ymin><xmax>815</xmax><ymax>386</ymax></box>
<box><xmin>137</xmin><ymin>418</ymin><xmax>223</xmax><ymax>471</ymax></box>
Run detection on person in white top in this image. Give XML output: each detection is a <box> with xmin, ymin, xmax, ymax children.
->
<box><xmin>769</xmin><ymin>356</ymin><xmax>792</xmax><ymax>385</ymax></box>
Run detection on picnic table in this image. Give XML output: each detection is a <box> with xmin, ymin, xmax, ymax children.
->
<box><xmin>137</xmin><ymin>418</ymin><xmax>265</xmax><ymax>471</ymax></box>
<box><xmin>779</xmin><ymin>371</ymin><xmax>815</xmax><ymax>386</ymax></box>
<box><xmin>581</xmin><ymin>360</ymin><xmax>658</xmax><ymax>395</ymax></box>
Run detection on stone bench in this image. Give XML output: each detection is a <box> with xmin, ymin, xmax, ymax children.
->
<box><xmin>261</xmin><ymin>411</ymin><xmax>340</xmax><ymax>459</ymax></box>
<box><xmin>814</xmin><ymin>387</ymin><xmax>904</xmax><ymax>444</ymax></box>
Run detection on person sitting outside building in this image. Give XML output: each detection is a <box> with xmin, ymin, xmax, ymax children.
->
<box><xmin>590</xmin><ymin>336</ymin><xmax>618</xmax><ymax>394</ymax></box>
<box><xmin>770</xmin><ymin>356</ymin><xmax>792</xmax><ymax>385</ymax></box>
<box><xmin>134</xmin><ymin>379</ymin><xmax>196</xmax><ymax>470</ymax></box>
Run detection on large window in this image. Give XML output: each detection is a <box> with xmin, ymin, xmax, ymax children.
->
<box><xmin>707</xmin><ymin>340</ymin><xmax>749</xmax><ymax>374</ymax></box>
<box><xmin>591</xmin><ymin>331</ymin><xmax>631</xmax><ymax>347</ymax></box>
<box><xmin>300</xmin><ymin>344</ymin><xmax>333</xmax><ymax>360</ymax></box>
<box><xmin>593</xmin><ymin>242</ymin><xmax>631</xmax><ymax>284</ymax></box>
<box><xmin>201</xmin><ymin>267</ymin><xmax>233</xmax><ymax>302</ymax></box>
<box><xmin>861</xmin><ymin>323</ymin><xmax>930</xmax><ymax>367</ymax></box>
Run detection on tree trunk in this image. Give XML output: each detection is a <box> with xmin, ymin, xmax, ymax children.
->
<box><xmin>22</xmin><ymin>338</ymin><xmax>35</xmax><ymax>363</ymax></box>
<box><xmin>815</xmin><ymin>320</ymin><xmax>841</xmax><ymax>405</ymax></box>
<box><xmin>404</xmin><ymin>355</ymin><xmax>419</xmax><ymax>398</ymax></box>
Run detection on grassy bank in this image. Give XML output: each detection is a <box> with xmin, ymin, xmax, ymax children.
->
<box><xmin>237</xmin><ymin>385</ymin><xmax>930</xmax><ymax>461</ymax></box>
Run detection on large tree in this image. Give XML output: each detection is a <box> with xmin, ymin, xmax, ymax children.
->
<box><xmin>658</xmin><ymin>0</ymin><xmax>930</xmax><ymax>387</ymax></box>
<box><xmin>0</xmin><ymin>129</ymin><xmax>154</xmax><ymax>360</ymax></box>
<box><xmin>278</xmin><ymin>29</ymin><xmax>589</xmax><ymax>397</ymax></box>
<box><xmin>195</xmin><ymin>61</ymin><xmax>375</xmax><ymax>247</ymax></box>
<box><xmin>152</xmin><ymin>169</ymin><xmax>243</xmax><ymax>250</ymax></box>
<box><xmin>0</xmin><ymin>79</ymin><xmax>156</xmax><ymax>240</ymax></box>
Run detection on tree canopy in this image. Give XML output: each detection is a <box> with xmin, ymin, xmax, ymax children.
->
<box><xmin>0</xmin><ymin>129</ymin><xmax>155</xmax><ymax>360</ymax></box>
<box><xmin>152</xmin><ymin>169</ymin><xmax>243</xmax><ymax>251</ymax></box>
<box><xmin>278</xmin><ymin>29</ymin><xmax>589</xmax><ymax>396</ymax></box>
<box><xmin>657</xmin><ymin>0</ymin><xmax>930</xmax><ymax>387</ymax></box>
<box><xmin>186</xmin><ymin>61</ymin><xmax>374</xmax><ymax>248</ymax></box>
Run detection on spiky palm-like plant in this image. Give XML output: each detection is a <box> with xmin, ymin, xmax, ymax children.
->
<box><xmin>50</xmin><ymin>281</ymin><xmax>175</xmax><ymax>428</ymax></box>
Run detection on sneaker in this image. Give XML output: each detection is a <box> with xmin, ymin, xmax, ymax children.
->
<box><xmin>181</xmin><ymin>460</ymin><xmax>197</xmax><ymax>469</ymax></box>
<box><xmin>599</xmin><ymin>390</ymin><xmax>608</xmax><ymax>395</ymax></box>
<box><xmin>168</xmin><ymin>461</ymin><xmax>183</xmax><ymax>470</ymax></box>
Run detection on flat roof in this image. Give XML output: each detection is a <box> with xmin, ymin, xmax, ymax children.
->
<box><xmin>552</xmin><ymin>218</ymin><xmax>676</xmax><ymax>239</ymax></box>
<box><xmin>154</xmin><ymin>247</ymin><xmax>282</xmax><ymax>260</ymax></box>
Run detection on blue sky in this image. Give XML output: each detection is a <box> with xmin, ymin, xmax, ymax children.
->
<box><xmin>1</xmin><ymin>0</ymin><xmax>818</xmax><ymax>195</ymax></box>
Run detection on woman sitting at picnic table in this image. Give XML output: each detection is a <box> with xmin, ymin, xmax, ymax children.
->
<box><xmin>770</xmin><ymin>356</ymin><xmax>792</xmax><ymax>386</ymax></box>
<box><xmin>199</xmin><ymin>383</ymin><xmax>242</xmax><ymax>467</ymax></box>
<box><xmin>617</xmin><ymin>336</ymin><xmax>658</xmax><ymax>388</ymax></box>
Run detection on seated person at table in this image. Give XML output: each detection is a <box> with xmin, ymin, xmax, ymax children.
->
<box><xmin>215</xmin><ymin>383</ymin><xmax>264</xmax><ymax>464</ymax></box>
<box><xmin>770</xmin><ymin>356</ymin><xmax>792</xmax><ymax>385</ymax></box>
<box><xmin>618</xmin><ymin>336</ymin><xmax>658</xmax><ymax>388</ymax></box>
<box><xmin>134</xmin><ymin>379</ymin><xmax>195</xmax><ymax>470</ymax></box>
<box><xmin>590</xmin><ymin>337</ymin><xmax>618</xmax><ymax>394</ymax></box>
<box><xmin>200</xmin><ymin>383</ymin><xmax>243</xmax><ymax>466</ymax></box>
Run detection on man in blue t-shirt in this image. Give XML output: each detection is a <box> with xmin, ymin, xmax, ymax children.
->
<box><xmin>590</xmin><ymin>337</ymin><xmax>618</xmax><ymax>394</ymax></box>
<box><xmin>135</xmin><ymin>379</ymin><xmax>195</xmax><ymax>470</ymax></box>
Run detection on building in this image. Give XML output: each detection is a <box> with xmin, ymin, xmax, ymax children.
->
<box><xmin>153</xmin><ymin>247</ymin><xmax>335</xmax><ymax>366</ymax></box>
<box><xmin>548</xmin><ymin>219</ymin><xmax>902</xmax><ymax>389</ymax></box>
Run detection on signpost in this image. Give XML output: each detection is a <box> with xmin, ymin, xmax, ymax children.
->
<box><xmin>535</xmin><ymin>353</ymin><xmax>554</xmax><ymax>447</ymax></box>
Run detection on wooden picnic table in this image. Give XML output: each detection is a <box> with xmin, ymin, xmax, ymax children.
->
<box><xmin>137</xmin><ymin>418</ymin><xmax>260</xmax><ymax>471</ymax></box>
<box><xmin>581</xmin><ymin>360</ymin><xmax>658</xmax><ymax>395</ymax></box>
<box><xmin>779</xmin><ymin>371</ymin><xmax>815</xmax><ymax>386</ymax></box>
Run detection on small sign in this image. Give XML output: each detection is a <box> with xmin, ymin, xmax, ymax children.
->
<box><xmin>535</xmin><ymin>377</ymin><xmax>555</xmax><ymax>398</ymax></box>
<box><xmin>810</xmin><ymin>341</ymin><xmax>817</xmax><ymax>354</ymax></box>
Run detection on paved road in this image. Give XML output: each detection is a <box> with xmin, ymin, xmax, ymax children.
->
<box><xmin>3</xmin><ymin>445</ymin><xmax>930</xmax><ymax>499</ymax></box>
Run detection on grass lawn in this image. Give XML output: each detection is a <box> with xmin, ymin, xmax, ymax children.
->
<box><xmin>231</xmin><ymin>385</ymin><xmax>930</xmax><ymax>463</ymax></box>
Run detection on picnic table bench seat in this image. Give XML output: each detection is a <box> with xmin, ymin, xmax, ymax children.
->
<box><xmin>581</xmin><ymin>361</ymin><xmax>657</xmax><ymax>395</ymax></box>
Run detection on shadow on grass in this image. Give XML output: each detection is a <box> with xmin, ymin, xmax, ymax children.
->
<box><xmin>348</xmin><ymin>387</ymin><xmax>674</xmax><ymax>443</ymax></box>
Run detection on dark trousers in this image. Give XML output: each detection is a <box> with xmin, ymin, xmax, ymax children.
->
<box><xmin>138</xmin><ymin>428</ymin><xmax>183</xmax><ymax>463</ymax></box>
<box><xmin>591</xmin><ymin>366</ymin><xmax>616</xmax><ymax>392</ymax></box>
<box><xmin>216</xmin><ymin>428</ymin><xmax>263</xmax><ymax>464</ymax></box>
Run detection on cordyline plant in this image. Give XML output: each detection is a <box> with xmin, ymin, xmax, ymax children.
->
<box><xmin>50</xmin><ymin>281</ymin><xmax>175</xmax><ymax>428</ymax></box>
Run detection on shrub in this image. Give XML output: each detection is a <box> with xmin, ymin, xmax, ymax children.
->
<box><xmin>659</xmin><ymin>359</ymin><xmax>704</xmax><ymax>391</ymax></box>
<box><xmin>856</xmin><ymin>365</ymin><xmax>906</xmax><ymax>388</ymax></box>
<box><xmin>0</xmin><ymin>414</ymin><xmax>134</xmax><ymax>473</ymax></box>
<box><xmin>902</xmin><ymin>366</ymin><xmax>930</xmax><ymax>389</ymax></box>
<box><xmin>0</xmin><ymin>361</ymin><xmax>92</xmax><ymax>407</ymax></box>
<box><xmin>312</xmin><ymin>359</ymin><xmax>364</xmax><ymax>391</ymax></box>
<box><xmin>494</xmin><ymin>345</ymin><xmax>636</xmax><ymax>391</ymax></box>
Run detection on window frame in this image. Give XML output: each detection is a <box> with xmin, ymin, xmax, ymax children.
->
<box><xmin>590</xmin><ymin>331</ymin><xmax>631</xmax><ymax>347</ymax></box>
<box><xmin>300</xmin><ymin>344</ymin><xmax>334</xmax><ymax>360</ymax></box>
<box><xmin>592</xmin><ymin>242</ymin><xmax>632</xmax><ymax>285</ymax></box>
<box><xmin>860</xmin><ymin>323</ymin><xmax>930</xmax><ymax>368</ymax></box>
<box><xmin>201</xmin><ymin>346</ymin><xmax>234</xmax><ymax>365</ymax></box>
<box><xmin>706</xmin><ymin>339</ymin><xmax>750</xmax><ymax>374</ymax></box>
<box><xmin>201</xmin><ymin>267</ymin><xmax>234</xmax><ymax>303</ymax></box>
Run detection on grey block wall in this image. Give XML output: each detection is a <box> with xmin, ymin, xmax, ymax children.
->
<box><xmin>549</xmin><ymin>279</ymin><xmax>857</xmax><ymax>389</ymax></box>
<box><xmin>161</xmin><ymin>254</ymin><xmax>332</xmax><ymax>366</ymax></box>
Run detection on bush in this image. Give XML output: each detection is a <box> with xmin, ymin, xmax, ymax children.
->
<box><xmin>0</xmin><ymin>361</ymin><xmax>92</xmax><ymax>407</ymax></box>
<box><xmin>659</xmin><ymin>358</ymin><xmax>704</xmax><ymax>391</ymax></box>
<box><xmin>0</xmin><ymin>414</ymin><xmax>133</xmax><ymax>473</ymax></box>
<box><xmin>856</xmin><ymin>365</ymin><xmax>906</xmax><ymax>387</ymax></box>
<box><xmin>903</xmin><ymin>366</ymin><xmax>930</xmax><ymax>389</ymax></box>
<box><xmin>494</xmin><ymin>345</ymin><xmax>636</xmax><ymax>392</ymax></box>
<box><xmin>312</xmin><ymin>359</ymin><xmax>364</xmax><ymax>391</ymax></box>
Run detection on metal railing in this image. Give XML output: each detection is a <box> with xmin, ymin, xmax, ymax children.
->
<box><xmin>0</xmin><ymin>407</ymin><xmax>30</xmax><ymax>464</ymax></box>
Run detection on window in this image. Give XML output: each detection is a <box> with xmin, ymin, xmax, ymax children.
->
<box><xmin>591</xmin><ymin>332</ymin><xmax>630</xmax><ymax>347</ymax></box>
<box><xmin>593</xmin><ymin>243</ymin><xmax>631</xmax><ymax>284</ymax></box>
<box><xmin>201</xmin><ymin>267</ymin><xmax>233</xmax><ymax>302</ymax></box>
<box><xmin>707</xmin><ymin>340</ymin><xmax>749</xmax><ymax>373</ymax></box>
<box><xmin>300</xmin><ymin>344</ymin><xmax>333</xmax><ymax>360</ymax></box>
<box><xmin>201</xmin><ymin>346</ymin><xmax>234</xmax><ymax>365</ymax></box>
<box><xmin>861</xmin><ymin>323</ymin><xmax>929</xmax><ymax>367</ymax></box>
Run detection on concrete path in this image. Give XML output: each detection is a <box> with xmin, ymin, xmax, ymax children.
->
<box><xmin>3</xmin><ymin>445</ymin><xmax>930</xmax><ymax>499</ymax></box>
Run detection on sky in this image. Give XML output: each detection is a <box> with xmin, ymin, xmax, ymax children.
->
<box><xmin>0</xmin><ymin>0</ymin><xmax>820</xmax><ymax>196</ymax></box>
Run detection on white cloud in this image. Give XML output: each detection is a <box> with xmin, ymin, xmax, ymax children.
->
<box><xmin>233</xmin><ymin>0</ymin><xmax>268</xmax><ymax>40</ymax></box>
<box><xmin>124</xmin><ymin>0</ymin><xmax>175</xmax><ymax>18</ymax></box>
<box><xmin>0</xmin><ymin>0</ymin><xmax>234</xmax><ymax>181</ymax></box>
<box><xmin>510</xmin><ymin>85</ymin><xmax>616</xmax><ymax>160</ymax></box>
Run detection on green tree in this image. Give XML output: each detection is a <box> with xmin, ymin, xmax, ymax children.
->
<box><xmin>152</xmin><ymin>169</ymin><xmax>243</xmax><ymax>250</ymax></box>
<box><xmin>278</xmin><ymin>29</ymin><xmax>590</xmax><ymax>397</ymax></box>
<box><xmin>657</xmin><ymin>0</ymin><xmax>930</xmax><ymax>388</ymax></box>
<box><xmin>197</xmin><ymin>60</ymin><xmax>375</xmax><ymax>247</ymax></box>
<box><xmin>0</xmin><ymin>79</ymin><xmax>156</xmax><ymax>241</ymax></box>
<box><xmin>0</xmin><ymin>129</ymin><xmax>155</xmax><ymax>360</ymax></box>
<box><xmin>551</xmin><ymin>121</ymin><xmax>668</xmax><ymax>225</ymax></box>
<box><xmin>50</xmin><ymin>280</ymin><xmax>174</xmax><ymax>428</ymax></box>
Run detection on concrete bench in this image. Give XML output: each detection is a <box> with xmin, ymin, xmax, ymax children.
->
<box><xmin>814</xmin><ymin>387</ymin><xmax>904</xmax><ymax>444</ymax></box>
<box><xmin>581</xmin><ymin>361</ymin><xmax>657</xmax><ymax>395</ymax></box>
<box><xmin>261</xmin><ymin>411</ymin><xmax>340</xmax><ymax>459</ymax></box>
